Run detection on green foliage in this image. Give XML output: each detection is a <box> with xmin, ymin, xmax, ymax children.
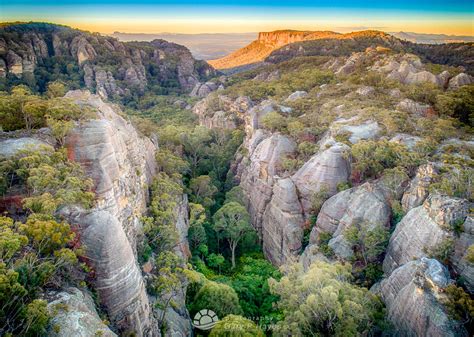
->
<box><xmin>0</xmin><ymin>146</ymin><xmax>94</xmax><ymax>214</ymax></box>
<box><xmin>430</xmin><ymin>168</ymin><xmax>473</xmax><ymax>201</ymax></box>
<box><xmin>46</xmin><ymin>81</ymin><xmax>67</xmax><ymax>98</ymax></box>
<box><xmin>213</xmin><ymin>202</ymin><xmax>254</xmax><ymax>269</ymax></box>
<box><xmin>435</xmin><ymin>85</ymin><xmax>474</xmax><ymax>126</ymax></box>
<box><xmin>442</xmin><ymin>285</ymin><xmax>474</xmax><ymax>327</ymax></box>
<box><xmin>20</xmin><ymin>217</ymin><xmax>75</xmax><ymax>255</ymax></box>
<box><xmin>391</xmin><ymin>200</ymin><xmax>405</xmax><ymax>225</ymax></box>
<box><xmin>224</xmin><ymin>186</ymin><xmax>245</xmax><ymax>206</ymax></box>
<box><xmin>310</xmin><ymin>186</ymin><xmax>330</xmax><ymax>215</ymax></box>
<box><xmin>191</xmin><ymin>281</ymin><xmax>242</xmax><ymax>318</ymax></box>
<box><xmin>156</xmin><ymin>148</ymin><xmax>190</xmax><ymax>176</ymax></box>
<box><xmin>261</xmin><ymin>111</ymin><xmax>287</xmax><ymax>132</ymax></box>
<box><xmin>317</xmin><ymin>232</ymin><xmax>335</xmax><ymax>258</ymax></box>
<box><xmin>269</xmin><ymin>261</ymin><xmax>389</xmax><ymax>337</ymax></box>
<box><xmin>189</xmin><ymin>175</ymin><xmax>218</xmax><ymax>208</ymax></box>
<box><xmin>229</xmin><ymin>256</ymin><xmax>282</xmax><ymax>320</ymax></box>
<box><xmin>466</xmin><ymin>245</ymin><xmax>474</xmax><ymax>264</ymax></box>
<box><xmin>188</xmin><ymin>203</ymin><xmax>208</xmax><ymax>253</ymax></box>
<box><xmin>144</xmin><ymin>173</ymin><xmax>182</xmax><ymax>252</ymax></box>
<box><xmin>428</xmin><ymin>238</ymin><xmax>454</xmax><ymax>265</ymax></box>
<box><xmin>351</xmin><ymin>140</ymin><xmax>421</xmax><ymax>181</ymax></box>
<box><xmin>344</xmin><ymin>222</ymin><xmax>390</xmax><ymax>286</ymax></box>
<box><xmin>209</xmin><ymin>315</ymin><xmax>265</xmax><ymax>337</ymax></box>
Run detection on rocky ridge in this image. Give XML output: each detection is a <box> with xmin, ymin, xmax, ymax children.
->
<box><xmin>0</xmin><ymin>23</ymin><xmax>215</xmax><ymax>98</ymax></box>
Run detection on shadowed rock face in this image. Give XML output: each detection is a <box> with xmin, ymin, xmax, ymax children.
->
<box><xmin>383</xmin><ymin>195</ymin><xmax>471</xmax><ymax>275</ymax></box>
<box><xmin>47</xmin><ymin>288</ymin><xmax>117</xmax><ymax>337</ymax></box>
<box><xmin>239</xmin><ymin>133</ymin><xmax>296</xmax><ymax>234</ymax></box>
<box><xmin>51</xmin><ymin>91</ymin><xmax>163</xmax><ymax>335</ymax></box>
<box><xmin>64</xmin><ymin>208</ymin><xmax>154</xmax><ymax>336</ymax></box>
<box><xmin>401</xmin><ymin>163</ymin><xmax>438</xmax><ymax>212</ymax></box>
<box><xmin>375</xmin><ymin>258</ymin><xmax>467</xmax><ymax>337</ymax></box>
<box><xmin>262</xmin><ymin>178</ymin><xmax>305</xmax><ymax>265</ymax></box>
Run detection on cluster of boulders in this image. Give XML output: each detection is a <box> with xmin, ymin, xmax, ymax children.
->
<box><xmin>325</xmin><ymin>49</ymin><xmax>473</xmax><ymax>89</ymax></box>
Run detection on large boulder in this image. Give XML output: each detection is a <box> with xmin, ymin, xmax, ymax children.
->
<box><xmin>261</xmin><ymin>178</ymin><xmax>305</xmax><ymax>265</ymax></box>
<box><xmin>285</xmin><ymin>90</ymin><xmax>308</xmax><ymax>102</ymax></box>
<box><xmin>47</xmin><ymin>288</ymin><xmax>117</xmax><ymax>337</ymax></box>
<box><xmin>396</xmin><ymin>98</ymin><xmax>431</xmax><ymax>116</ymax></box>
<box><xmin>375</xmin><ymin>258</ymin><xmax>467</xmax><ymax>337</ymax></box>
<box><xmin>448</xmin><ymin>73</ymin><xmax>473</xmax><ymax>89</ymax></box>
<box><xmin>190</xmin><ymin>82</ymin><xmax>218</xmax><ymax>97</ymax></box>
<box><xmin>239</xmin><ymin>133</ymin><xmax>296</xmax><ymax>233</ymax></box>
<box><xmin>383</xmin><ymin>195</ymin><xmax>471</xmax><ymax>275</ymax></box>
<box><xmin>292</xmin><ymin>142</ymin><xmax>351</xmax><ymax>214</ymax></box>
<box><xmin>310</xmin><ymin>174</ymin><xmax>407</xmax><ymax>260</ymax></box>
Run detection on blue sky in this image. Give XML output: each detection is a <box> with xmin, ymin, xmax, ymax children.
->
<box><xmin>1</xmin><ymin>0</ymin><xmax>473</xmax><ymax>34</ymax></box>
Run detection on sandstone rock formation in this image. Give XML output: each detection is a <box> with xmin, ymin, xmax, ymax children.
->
<box><xmin>239</xmin><ymin>133</ymin><xmax>296</xmax><ymax>233</ymax></box>
<box><xmin>261</xmin><ymin>178</ymin><xmax>305</xmax><ymax>265</ymax></box>
<box><xmin>292</xmin><ymin>142</ymin><xmax>351</xmax><ymax>214</ymax></box>
<box><xmin>285</xmin><ymin>90</ymin><xmax>308</xmax><ymax>102</ymax></box>
<box><xmin>396</xmin><ymin>98</ymin><xmax>432</xmax><ymax>116</ymax></box>
<box><xmin>309</xmin><ymin>174</ymin><xmax>407</xmax><ymax>260</ymax></box>
<box><xmin>383</xmin><ymin>194</ymin><xmax>471</xmax><ymax>274</ymax></box>
<box><xmin>375</xmin><ymin>258</ymin><xmax>467</xmax><ymax>337</ymax></box>
<box><xmin>0</xmin><ymin>23</ymin><xmax>214</xmax><ymax>95</ymax></box>
<box><xmin>452</xmin><ymin>216</ymin><xmax>474</xmax><ymax>293</ymax></box>
<box><xmin>0</xmin><ymin>137</ymin><xmax>52</xmax><ymax>157</ymax></box>
<box><xmin>47</xmin><ymin>288</ymin><xmax>117</xmax><ymax>337</ymax></box>
<box><xmin>190</xmin><ymin>82</ymin><xmax>218</xmax><ymax>97</ymax></box>
<box><xmin>401</xmin><ymin>163</ymin><xmax>438</xmax><ymax>212</ymax></box>
<box><xmin>448</xmin><ymin>73</ymin><xmax>473</xmax><ymax>89</ymax></box>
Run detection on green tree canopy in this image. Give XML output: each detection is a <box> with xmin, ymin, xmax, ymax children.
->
<box><xmin>209</xmin><ymin>314</ymin><xmax>265</xmax><ymax>337</ymax></box>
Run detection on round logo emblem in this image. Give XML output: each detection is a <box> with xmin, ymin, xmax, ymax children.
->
<box><xmin>193</xmin><ymin>309</ymin><xmax>219</xmax><ymax>330</ymax></box>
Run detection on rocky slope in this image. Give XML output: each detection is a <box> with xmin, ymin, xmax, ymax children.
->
<box><xmin>0</xmin><ymin>90</ymin><xmax>192</xmax><ymax>336</ymax></box>
<box><xmin>0</xmin><ymin>22</ymin><xmax>216</xmax><ymax>98</ymax></box>
<box><xmin>193</xmin><ymin>44</ymin><xmax>473</xmax><ymax>335</ymax></box>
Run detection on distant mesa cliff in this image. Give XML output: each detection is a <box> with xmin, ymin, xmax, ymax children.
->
<box><xmin>207</xmin><ymin>30</ymin><xmax>389</xmax><ymax>69</ymax></box>
<box><xmin>208</xmin><ymin>29</ymin><xmax>474</xmax><ymax>74</ymax></box>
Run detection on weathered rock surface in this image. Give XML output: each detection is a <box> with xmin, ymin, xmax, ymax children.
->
<box><xmin>375</xmin><ymin>258</ymin><xmax>467</xmax><ymax>337</ymax></box>
<box><xmin>47</xmin><ymin>287</ymin><xmax>117</xmax><ymax>337</ymax></box>
<box><xmin>383</xmin><ymin>195</ymin><xmax>471</xmax><ymax>274</ymax></box>
<box><xmin>0</xmin><ymin>137</ymin><xmax>52</xmax><ymax>157</ymax></box>
<box><xmin>401</xmin><ymin>163</ymin><xmax>438</xmax><ymax>212</ymax></box>
<box><xmin>389</xmin><ymin>133</ymin><xmax>422</xmax><ymax>149</ymax></box>
<box><xmin>448</xmin><ymin>73</ymin><xmax>473</xmax><ymax>89</ymax></box>
<box><xmin>310</xmin><ymin>174</ymin><xmax>407</xmax><ymax>260</ymax></box>
<box><xmin>239</xmin><ymin>133</ymin><xmax>296</xmax><ymax>233</ymax></box>
<box><xmin>262</xmin><ymin>178</ymin><xmax>305</xmax><ymax>265</ymax></box>
<box><xmin>355</xmin><ymin>86</ymin><xmax>375</xmax><ymax>96</ymax></box>
<box><xmin>65</xmin><ymin>90</ymin><xmax>156</xmax><ymax>244</ymax></box>
<box><xmin>292</xmin><ymin>142</ymin><xmax>351</xmax><ymax>214</ymax></box>
<box><xmin>285</xmin><ymin>90</ymin><xmax>308</xmax><ymax>102</ymax></box>
<box><xmin>190</xmin><ymin>81</ymin><xmax>218</xmax><ymax>97</ymax></box>
<box><xmin>63</xmin><ymin>208</ymin><xmax>154</xmax><ymax>336</ymax></box>
<box><xmin>396</xmin><ymin>98</ymin><xmax>432</xmax><ymax>116</ymax></box>
<box><xmin>0</xmin><ymin>23</ymin><xmax>215</xmax><ymax>95</ymax></box>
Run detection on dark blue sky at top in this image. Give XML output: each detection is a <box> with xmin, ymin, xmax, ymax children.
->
<box><xmin>1</xmin><ymin>0</ymin><xmax>473</xmax><ymax>12</ymax></box>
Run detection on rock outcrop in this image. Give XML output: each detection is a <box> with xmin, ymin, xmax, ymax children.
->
<box><xmin>292</xmin><ymin>143</ymin><xmax>351</xmax><ymax>214</ymax></box>
<box><xmin>261</xmin><ymin>178</ymin><xmax>305</xmax><ymax>265</ymax></box>
<box><xmin>308</xmin><ymin>173</ymin><xmax>407</xmax><ymax>260</ymax></box>
<box><xmin>401</xmin><ymin>163</ymin><xmax>438</xmax><ymax>212</ymax></box>
<box><xmin>47</xmin><ymin>288</ymin><xmax>117</xmax><ymax>337</ymax></box>
<box><xmin>375</xmin><ymin>258</ymin><xmax>467</xmax><ymax>337</ymax></box>
<box><xmin>190</xmin><ymin>82</ymin><xmax>218</xmax><ymax>97</ymax></box>
<box><xmin>383</xmin><ymin>194</ymin><xmax>471</xmax><ymax>275</ymax></box>
<box><xmin>65</xmin><ymin>90</ymin><xmax>156</xmax><ymax>244</ymax></box>
<box><xmin>0</xmin><ymin>23</ymin><xmax>215</xmax><ymax>96</ymax></box>
<box><xmin>239</xmin><ymin>133</ymin><xmax>296</xmax><ymax>233</ymax></box>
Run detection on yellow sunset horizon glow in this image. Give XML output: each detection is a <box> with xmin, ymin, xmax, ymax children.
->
<box><xmin>27</xmin><ymin>17</ymin><xmax>474</xmax><ymax>36</ymax></box>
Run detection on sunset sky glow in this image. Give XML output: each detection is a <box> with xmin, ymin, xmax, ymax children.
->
<box><xmin>1</xmin><ymin>0</ymin><xmax>473</xmax><ymax>35</ymax></box>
